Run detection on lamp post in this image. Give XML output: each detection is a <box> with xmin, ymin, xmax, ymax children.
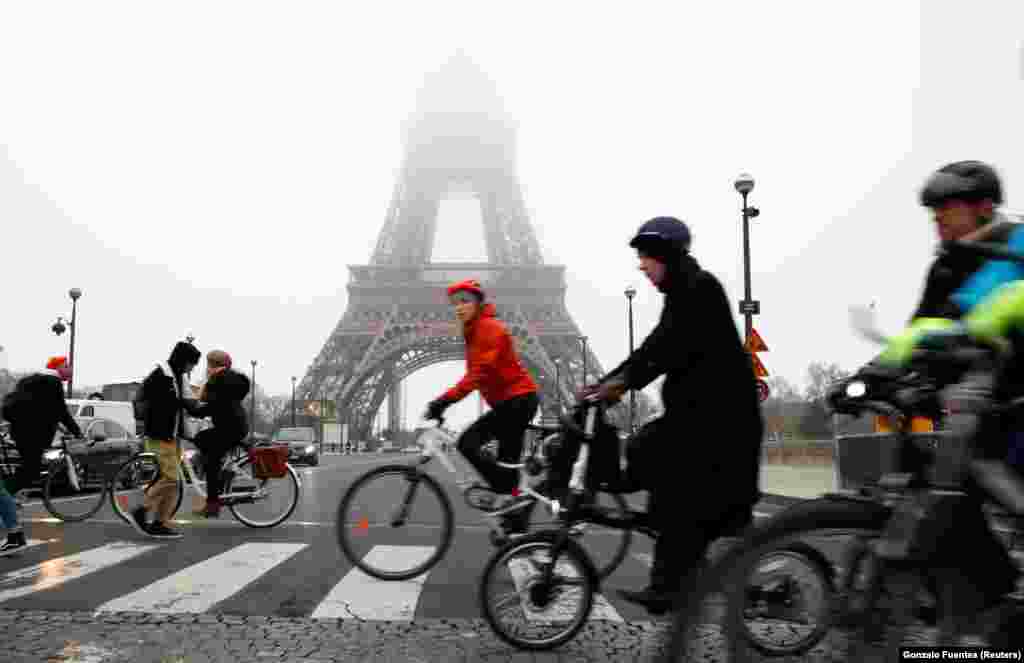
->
<box><xmin>734</xmin><ymin>173</ymin><xmax>760</xmax><ymax>345</ymax></box>
<box><xmin>51</xmin><ymin>288</ymin><xmax>83</xmax><ymax>398</ymax></box>
<box><xmin>554</xmin><ymin>358</ymin><xmax>562</xmax><ymax>413</ymax></box>
<box><xmin>250</xmin><ymin>360</ymin><xmax>257</xmax><ymax>441</ymax></box>
<box><xmin>579</xmin><ymin>336</ymin><xmax>589</xmax><ymax>387</ymax></box>
<box><xmin>624</xmin><ymin>286</ymin><xmax>637</xmax><ymax>434</ymax></box>
<box><xmin>291</xmin><ymin>376</ymin><xmax>297</xmax><ymax>427</ymax></box>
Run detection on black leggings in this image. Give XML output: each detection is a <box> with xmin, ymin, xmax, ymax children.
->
<box><xmin>456</xmin><ymin>392</ymin><xmax>539</xmax><ymax>494</ymax></box>
<box><xmin>193</xmin><ymin>428</ymin><xmax>243</xmax><ymax>502</ymax></box>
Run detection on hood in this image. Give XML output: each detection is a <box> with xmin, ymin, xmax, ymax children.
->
<box><xmin>463</xmin><ymin>302</ymin><xmax>497</xmax><ymax>337</ymax></box>
<box><xmin>168</xmin><ymin>341</ymin><xmax>201</xmax><ymax>374</ymax></box>
<box><xmin>659</xmin><ymin>252</ymin><xmax>702</xmax><ymax>294</ymax></box>
<box><xmin>209</xmin><ymin>369</ymin><xmax>251</xmax><ymax>400</ymax></box>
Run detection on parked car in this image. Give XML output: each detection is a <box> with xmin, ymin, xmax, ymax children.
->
<box><xmin>66</xmin><ymin>400</ymin><xmax>137</xmax><ymax>438</ymax></box>
<box><xmin>0</xmin><ymin>417</ymin><xmax>142</xmax><ymax>491</ymax></box>
<box><xmin>273</xmin><ymin>427</ymin><xmax>319</xmax><ymax>466</ymax></box>
<box><xmin>378</xmin><ymin>442</ymin><xmax>398</xmax><ymax>453</ymax></box>
<box><xmin>401</xmin><ymin>444</ymin><xmax>421</xmax><ymax>454</ymax></box>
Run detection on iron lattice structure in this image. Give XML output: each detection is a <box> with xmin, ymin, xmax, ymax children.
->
<box><xmin>295</xmin><ymin>54</ymin><xmax>633</xmax><ymax>439</ymax></box>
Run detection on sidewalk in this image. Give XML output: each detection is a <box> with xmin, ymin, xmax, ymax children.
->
<box><xmin>760</xmin><ymin>463</ymin><xmax>836</xmax><ymax>500</ymax></box>
<box><xmin>2</xmin><ymin>610</ymin><xmax>672</xmax><ymax>663</ymax></box>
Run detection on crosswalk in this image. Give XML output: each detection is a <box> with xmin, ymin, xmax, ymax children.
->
<box><xmin>0</xmin><ymin>537</ymin><xmax>655</xmax><ymax>621</ymax></box>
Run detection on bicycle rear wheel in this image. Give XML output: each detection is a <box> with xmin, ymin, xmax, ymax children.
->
<box><xmin>336</xmin><ymin>464</ymin><xmax>454</xmax><ymax>581</ymax></box>
<box><xmin>41</xmin><ymin>453</ymin><xmax>108</xmax><ymax>522</ymax></box>
<box><xmin>226</xmin><ymin>455</ymin><xmax>300</xmax><ymax>528</ymax></box>
<box><xmin>109</xmin><ymin>453</ymin><xmax>184</xmax><ymax>523</ymax></box>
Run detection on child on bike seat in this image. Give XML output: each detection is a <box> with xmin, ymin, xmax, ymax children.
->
<box><xmin>424</xmin><ymin>280</ymin><xmax>540</xmax><ymax>535</ymax></box>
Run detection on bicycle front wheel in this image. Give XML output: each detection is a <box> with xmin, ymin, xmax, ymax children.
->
<box><xmin>109</xmin><ymin>453</ymin><xmax>184</xmax><ymax>524</ymax></box>
<box><xmin>336</xmin><ymin>464</ymin><xmax>453</xmax><ymax>581</ymax></box>
<box><xmin>479</xmin><ymin>530</ymin><xmax>596</xmax><ymax>651</ymax></box>
<box><xmin>42</xmin><ymin>454</ymin><xmax>108</xmax><ymax>522</ymax></box>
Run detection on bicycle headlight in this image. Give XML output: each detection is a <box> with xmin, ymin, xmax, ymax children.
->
<box><xmin>845</xmin><ymin>380</ymin><xmax>867</xmax><ymax>398</ymax></box>
<box><xmin>305</xmin><ymin>445</ymin><xmax>315</xmax><ymax>453</ymax></box>
<box><xmin>43</xmin><ymin>449</ymin><xmax>61</xmax><ymax>461</ymax></box>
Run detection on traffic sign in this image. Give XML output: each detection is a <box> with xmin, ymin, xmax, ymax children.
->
<box><xmin>745</xmin><ymin>328</ymin><xmax>769</xmax><ymax>353</ymax></box>
<box><xmin>738</xmin><ymin>300</ymin><xmax>760</xmax><ymax>316</ymax></box>
<box><xmin>756</xmin><ymin>379</ymin><xmax>770</xmax><ymax>402</ymax></box>
<box><xmin>750</xmin><ymin>352</ymin><xmax>769</xmax><ymax>377</ymax></box>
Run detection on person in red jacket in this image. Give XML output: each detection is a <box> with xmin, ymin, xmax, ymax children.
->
<box><xmin>425</xmin><ymin>279</ymin><xmax>540</xmax><ymax>533</ymax></box>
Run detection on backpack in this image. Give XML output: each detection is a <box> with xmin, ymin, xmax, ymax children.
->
<box><xmin>544</xmin><ymin>408</ymin><xmax>623</xmax><ymax>499</ymax></box>
<box><xmin>1</xmin><ymin>388</ymin><xmax>27</xmax><ymax>424</ymax></box>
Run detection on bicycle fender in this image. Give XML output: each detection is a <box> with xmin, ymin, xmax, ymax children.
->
<box><xmin>500</xmin><ymin>529</ymin><xmax>602</xmax><ymax>592</ymax></box>
<box><xmin>747</xmin><ymin>496</ymin><xmax>890</xmax><ymax>549</ymax></box>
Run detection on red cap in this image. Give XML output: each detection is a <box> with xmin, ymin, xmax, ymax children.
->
<box><xmin>46</xmin><ymin>356</ymin><xmax>68</xmax><ymax>370</ymax></box>
<box><xmin>446</xmin><ymin>279</ymin><xmax>485</xmax><ymax>300</ymax></box>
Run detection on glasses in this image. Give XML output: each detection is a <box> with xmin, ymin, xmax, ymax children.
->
<box><xmin>449</xmin><ymin>293</ymin><xmax>477</xmax><ymax>305</ymax></box>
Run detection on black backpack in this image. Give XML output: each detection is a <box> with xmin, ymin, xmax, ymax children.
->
<box><xmin>545</xmin><ymin>408</ymin><xmax>623</xmax><ymax>499</ymax></box>
<box><xmin>1</xmin><ymin>386</ymin><xmax>27</xmax><ymax>424</ymax></box>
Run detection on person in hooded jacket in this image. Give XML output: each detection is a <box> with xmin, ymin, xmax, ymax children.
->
<box><xmin>424</xmin><ymin>280</ymin><xmax>540</xmax><ymax>535</ymax></box>
<box><xmin>2</xmin><ymin>356</ymin><xmax>82</xmax><ymax>506</ymax></box>
<box><xmin>182</xmin><ymin>350</ymin><xmax>251</xmax><ymax>518</ymax></box>
<box><xmin>129</xmin><ymin>340</ymin><xmax>201</xmax><ymax>539</ymax></box>
<box><xmin>588</xmin><ymin>216</ymin><xmax>764</xmax><ymax>614</ymax></box>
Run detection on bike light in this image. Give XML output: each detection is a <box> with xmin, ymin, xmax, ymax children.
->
<box><xmin>43</xmin><ymin>449</ymin><xmax>61</xmax><ymax>461</ymax></box>
<box><xmin>845</xmin><ymin>380</ymin><xmax>867</xmax><ymax>398</ymax></box>
<box><xmin>305</xmin><ymin>445</ymin><xmax>315</xmax><ymax>454</ymax></box>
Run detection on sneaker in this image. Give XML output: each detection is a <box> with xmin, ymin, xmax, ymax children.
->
<box><xmin>0</xmin><ymin>531</ymin><xmax>27</xmax><ymax>556</ymax></box>
<box><xmin>147</xmin><ymin>522</ymin><xmax>183</xmax><ymax>539</ymax></box>
<box><xmin>128</xmin><ymin>506</ymin><xmax>150</xmax><ymax>535</ymax></box>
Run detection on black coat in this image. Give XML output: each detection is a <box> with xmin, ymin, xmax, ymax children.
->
<box><xmin>184</xmin><ymin>369</ymin><xmax>251</xmax><ymax>441</ymax></box>
<box><xmin>5</xmin><ymin>371</ymin><xmax>82</xmax><ymax>442</ymax></box>
<box><xmin>604</xmin><ymin>254</ymin><xmax>764</xmax><ymax>504</ymax></box>
<box><xmin>137</xmin><ymin>363</ymin><xmax>187</xmax><ymax>441</ymax></box>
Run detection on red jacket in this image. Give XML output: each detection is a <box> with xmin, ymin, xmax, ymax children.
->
<box><xmin>441</xmin><ymin>303</ymin><xmax>538</xmax><ymax>407</ymax></box>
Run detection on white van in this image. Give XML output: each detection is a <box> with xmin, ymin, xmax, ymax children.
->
<box><xmin>67</xmin><ymin>400</ymin><xmax>137</xmax><ymax>437</ymax></box>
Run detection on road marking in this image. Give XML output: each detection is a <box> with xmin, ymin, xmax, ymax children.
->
<box><xmin>95</xmin><ymin>542</ymin><xmax>307</xmax><ymax>614</ymax></box>
<box><xmin>0</xmin><ymin>538</ymin><xmax>58</xmax><ymax>558</ymax></box>
<box><xmin>507</xmin><ymin>556</ymin><xmax>623</xmax><ymax>623</ymax></box>
<box><xmin>312</xmin><ymin>545</ymin><xmax>434</xmax><ymax>620</ymax></box>
<box><xmin>0</xmin><ymin>541</ymin><xmax>160</xmax><ymax>604</ymax></box>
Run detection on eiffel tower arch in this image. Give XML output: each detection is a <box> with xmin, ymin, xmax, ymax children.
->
<box><xmin>296</xmin><ymin>54</ymin><xmax>627</xmax><ymax>440</ymax></box>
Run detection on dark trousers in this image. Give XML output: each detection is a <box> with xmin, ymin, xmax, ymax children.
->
<box><xmin>626</xmin><ymin>417</ymin><xmax>755</xmax><ymax>592</ymax></box>
<box><xmin>193</xmin><ymin>428</ymin><xmax>242</xmax><ymax>502</ymax></box>
<box><xmin>457</xmin><ymin>392</ymin><xmax>539</xmax><ymax>494</ymax></box>
<box><xmin>10</xmin><ymin>427</ymin><xmax>51</xmax><ymax>494</ymax></box>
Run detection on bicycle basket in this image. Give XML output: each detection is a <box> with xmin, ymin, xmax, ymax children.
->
<box><xmin>248</xmin><ymin>445</ymin><xmax>289</xmax><ymax>479</ymax></box>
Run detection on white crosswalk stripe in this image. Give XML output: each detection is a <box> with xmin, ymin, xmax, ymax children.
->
<box><xmin>96</xmin><ymin>542</ymin><xmax>308</xmax><ymax>615</ymax></box>
<box><xmin>0</xmin><ymin>541</ymin><xmax>160</xmax><ymax>604</ymax></box>
<box><xmin>312</xmin><ymin>545</ymin><xmax>434</xmax><ymax>620</ymax></box>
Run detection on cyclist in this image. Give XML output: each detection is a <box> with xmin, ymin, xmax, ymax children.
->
<box><xmin>424</xmin><ymin>279</ymin><xmax>540</xmax><ymax>535</ymax></box>
<box><xmin>183</xmin><ymin>350</ymin><xmax>251</xmax><ymax>518</ymax></box>
<box><xmin>0</xmin><ymin>356</ymin><xmax>82</xmax><ymax>507</ymax></box>
<box><xmin>129</xmin><ymin>340</ymin><xmax>201</xmax><ymax>539</ymax></box>
<box><xmin>587</xmin><ymin>216</ymin><xmax>764</xmax><ymax>614</ymax></box>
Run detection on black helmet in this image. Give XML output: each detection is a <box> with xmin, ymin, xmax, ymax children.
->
<box><xmin>920</xmin><ymin>160</ymin><xmax>1003</xmax><ymax>208</ymax></box>
<box><xmin>629</xmin><ymin>216</ymin><xmax>691</xmax><ymax>262</ymax></box>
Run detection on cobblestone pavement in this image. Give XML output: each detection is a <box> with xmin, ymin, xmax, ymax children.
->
<box><xmin>2</xmin><ymin>610</ymin><xmax>674</xmax><ymax>663</ymax></box>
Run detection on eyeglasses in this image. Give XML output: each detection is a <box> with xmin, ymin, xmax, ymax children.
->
<box><xmin>449</xmin><ymin>292</ymin><xmax>477</xmax><ymax>305</ymax></box>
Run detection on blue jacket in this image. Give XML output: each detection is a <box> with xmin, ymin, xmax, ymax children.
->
<box><xmin>953</xmin><ymin>225</ymin><xmax>1024</xmax><ymax>315</ymax></box>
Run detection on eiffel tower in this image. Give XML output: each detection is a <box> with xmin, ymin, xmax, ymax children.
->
<box><xmin>295</xmin><ymin>54</ymin><xmax>622</xmax><ymax>440</ymax></box>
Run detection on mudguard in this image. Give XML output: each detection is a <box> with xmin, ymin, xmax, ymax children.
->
<box><xmin>741</xmin><ymin>495</ymin><xmax>890</xmax><ymax>552</ymax></box>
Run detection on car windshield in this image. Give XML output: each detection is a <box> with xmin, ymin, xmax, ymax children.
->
<box><xmin>276</xmin><ymin>429</ymin><xmax>313</xmax><ymax>442</ymax></box>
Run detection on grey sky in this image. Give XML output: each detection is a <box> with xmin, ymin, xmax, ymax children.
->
<box><xmin>2</xmin><ymin>2</ymin><xmax>1023</xmax><ymax>431</ymax></box>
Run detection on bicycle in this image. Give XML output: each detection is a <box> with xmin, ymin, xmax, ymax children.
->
<box><xmin>661</xmin><ymin>239</ymin><xmax>1024</xmax><ymax>660</ymax></box>
<box><xmin>476</xmin><ymin>397</ymin><xmax>830</xmax><ymax>651</ymax></box>
<box><xmin>109</xmin><ymin>436</ymin><xmax>301</xmax><ymax>529</ymax></box>
<box><xmin>1</xmin><ymin>427</ymin><xmax>122</xmax><ymax>522</ymax></box>
<box><xmin>335</xmin><ymin>416</ymin><xmax>634</xmax><ymax>582</ymax></box>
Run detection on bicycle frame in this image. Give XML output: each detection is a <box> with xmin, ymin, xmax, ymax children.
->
<box><xmin>177</xmin><ymin>444</ymin><xmax>275</xmax><ymax>503</ymax></box>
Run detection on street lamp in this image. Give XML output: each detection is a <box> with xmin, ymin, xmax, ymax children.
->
<box><xmin>554</xmin><ymin>358</ymin><xmax>562</xmax><ymax>413</ymax></box>
<box><xmin>291</xmin><ymin>376</ymin><xmax>297</xmax><ymax>427</ymax></box>
<box><xmin>51</xmin><ymin>288</ymin><xmax>82</xmax><ymax>398</ymax></box>
<box><xmin>624</xmin><ymin>286</ymin><xmax>637</xmax><ymax>435</ymax></box>
<box><xmin>250</xmin><ymin>360</ymin><xmax>257</xmax><ymax>441</ymax></box>
<box><xmin>733</xmin><ymin>173</ymin><xmax>760</xmax><ymax>345</ymax></box>
<box><xmin>579</xmin><ymin>336</ymin><xmax>589</xmax><ymax>387</ymax></box>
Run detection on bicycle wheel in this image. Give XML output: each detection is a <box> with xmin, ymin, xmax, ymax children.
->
<box><xmin>336</xmin><ymin>464</ymin><xmax>454</xmax><ymax>581</ymax></box>
<box><xmin>479</xmin><ymin>530</ymin><xmax>596</xmax><ymax>651</ymax></box>
<box><xmin>41</xmin><ymin>453</ymin><xmax>108</xmax><ymax>522</ymax></box>
<box><xmin>227</xmin><ymin>457</ymin><xmax>300</xmax><ymax>528</ymax></box>
<box><xmin>109</xmin><ymin>453</ymin><xmax>184</xmax><ymax>523</ymax></box>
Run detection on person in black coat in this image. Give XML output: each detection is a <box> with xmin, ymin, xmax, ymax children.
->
<box><xmin>589</xmin><ymin>216</ymin><xmax>765</xmax><ymax>614</ymax></box>
<box><xmin>2</xmin><ymin>356</ymin><xmax>83</xmax><ymax>502</ymax></box>
<box><xmin>183</xmin><ymin>350</ymin><xmax>250</xmax><ymax>518</ymax></box>
<box><xmin>130</xmin><ymin>340</ymin><xmax>201</xmax><ymax>539</ymax></box>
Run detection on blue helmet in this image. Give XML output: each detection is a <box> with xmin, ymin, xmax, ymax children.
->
<box><xmin>629</xmin><ymin>217</ymin><xmax>691</xmax><ymax>262</ymax></box>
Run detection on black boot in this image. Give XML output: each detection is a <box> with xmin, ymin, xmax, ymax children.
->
<box><xmin>0</xmin><ymin>530</ymin><xmax>27</xmax><ymax>555</ymax></box>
